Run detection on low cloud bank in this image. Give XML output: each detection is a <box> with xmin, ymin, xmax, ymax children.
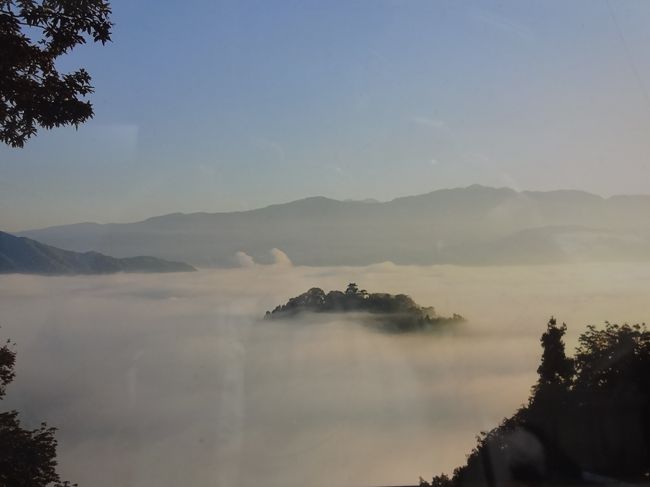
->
<box><xmin>1</xmin><ymin>262</ymin><xmax>649</xmax><ymax>487</ymax></box>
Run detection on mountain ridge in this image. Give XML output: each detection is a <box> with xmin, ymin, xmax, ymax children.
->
<box><xmin>16</xmin><ymin>185</ymin><xmax>650</xmax><ymax>267</ymax></box>
<box><xmin>21</xmin><ymin>185</ymin><xmax>625</xmax><ymax>232</ymax></box>
<box><xmin>0</xmin><ymin>231</ymin><xmax>196</xmax><ymax>275</ymax></box>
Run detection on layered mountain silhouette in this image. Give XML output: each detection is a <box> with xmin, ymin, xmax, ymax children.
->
<box><xmin>17</xmin><ymin>185</ymin><xmax>650</xmax><ymax>267</ymax></box>
<box><xmin>0</xmin><ymin>231</ymin><xmax>195</xmax><ymax>275</ymax></box>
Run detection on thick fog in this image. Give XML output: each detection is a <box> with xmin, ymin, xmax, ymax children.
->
<box><xmin>1</xmin><ymin>262</ymin><xmax>649</xmax><ymax>487</ymax></box>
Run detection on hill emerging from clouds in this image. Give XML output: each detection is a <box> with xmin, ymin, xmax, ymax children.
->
<box><xmin>17</xmin><ymin>185</ymin><xmax>650</xmax><ymax>267</ymax></box>
<box><xmin>0</xmin><ymin>231</ymin><xmax>196</xmax><ymax>275</ymax></box>
<box><xmin>265</xmin><ymin>284</ymin><xmax>465</xmax><ymax>332</ymax></box>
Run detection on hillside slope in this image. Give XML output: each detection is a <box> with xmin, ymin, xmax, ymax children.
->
<box><xmin>0</xmin><ymin>231</ymin><xmax>196</xmax><ymax>275</ymax></box>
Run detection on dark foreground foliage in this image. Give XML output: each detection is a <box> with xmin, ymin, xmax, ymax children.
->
<box><xmin>0</xmin><ymin>338</ymin><xmax>73</xmax><ymax>486</ymax></box>
<box><xmin>420</xmin><ymin>319</ymin><xmax>650</xmax><ymax>487</ymax></box>
<box><xmin>0</xmin><ymin>0</ymin><xmax>113</xmax><ymax>147</ymax></box>
<box><xmin>265</xmin><ymin>283</ymin><xmax>464</xmax><ymax>332</ymax></box>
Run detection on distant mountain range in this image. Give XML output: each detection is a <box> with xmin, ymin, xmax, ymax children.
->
<box><xmin>16</xmin><ymin>185</ymin><xmax>650</xmax><ymax>267</ymax></box>
<box><xmin>0</xmin><ymin>231</ymin><xmax>195</xmax><ymax>275</ymax></box>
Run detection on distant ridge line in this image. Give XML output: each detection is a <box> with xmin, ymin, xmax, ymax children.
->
<box><xmin>17</xmin><ymin>184</ymin><xmax>650</xmax><ymax>268</ymax></box>
<box><xmin>20</xmin><ymin>185</ymin><xmax>650</xmax><ymax>231</ymax></box>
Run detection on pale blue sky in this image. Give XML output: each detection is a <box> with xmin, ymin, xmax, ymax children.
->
<box><xmin>2</xmin><ymin>0</ymin><xmax>650</xmax><ymax>230</ymax></box>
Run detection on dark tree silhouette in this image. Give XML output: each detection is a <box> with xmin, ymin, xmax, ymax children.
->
<box><xmin>265</xmin><ymin>285</ymin><xmax>464</xmax><ymax>332</ymax></box>
<box><xmin>345</xmin><ymin>283</ymin><xmax>359</xmax><ymax>295</ymax></box>
<box><xmin>0</xmin><ymin>338</ymin><xmax>73</xmax><ymax>486</ymax></box>
<box><xmin>420</xmin><ymin>319</ymin><xmax>650</xmax><ymax>487</ymax></box>
<box><xmin>0</xmin><ymin>0</ymin><xmax>112</xmax><ymax>147</ymax></box>
<box><xmin>536</xmin><ymin>318</ymin><xmax>574</xmax><ymax>388</ymax></box>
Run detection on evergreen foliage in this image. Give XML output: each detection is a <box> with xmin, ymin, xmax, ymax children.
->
<box><xmin>420</xmin><ymin>319</ymin><xmax>650</xmax><ymax>487</ymax></box>
<box><xmin>0</xmin><ymin>0</ymin><xmax>112</xmax><ymax>147</ymax></box>
<box><xmin>265</xmin><ymin>284</ymin><xmax>464</xmax><ymax>332</ymax></box>
<box><xmin>0</xmin><ymin>338</ymin><xmax>73</xmax><ymax>486</ymax></box>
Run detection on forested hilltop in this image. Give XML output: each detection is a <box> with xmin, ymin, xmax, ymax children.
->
<box><xmin>420</xmin><ymin>319</ymin><xmax>650</xmax><ymax>487</ymax></box>
<box><xmin>265</xmin><ymin>283</ymin><xmax>464</xmax><ymax>332</ymax></box>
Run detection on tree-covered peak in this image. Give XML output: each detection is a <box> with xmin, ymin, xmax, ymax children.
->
<box><xmin>265</xmin><ymin>283</ymin><xmax>464</xmax><ymax>332</ymax></box>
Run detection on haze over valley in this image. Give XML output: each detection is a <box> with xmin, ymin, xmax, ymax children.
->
<box><xmin>2</xmin><ymin>262</ymin><xmax>649</xmax><ymax>487</ymax></box>
<box><xmin>3</xmin><ymin>1</ymin><xmax>650</xmax><ymax>485</ymax></box>
<box><xmin>3</xmin><ymin>186</ymin><xmax>650</xmax><ymax>486</ymax></box>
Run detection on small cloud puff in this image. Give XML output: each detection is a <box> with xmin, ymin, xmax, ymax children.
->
<box><xmin>235</xmin><ymin>249</ymin><xmax>292</xmax><ymax>267</ymax></box>
<box><xmin>270</xmin><ymin>248</ymin><xmax>292</xmax><ymax>266</ymax></box>
<box><xmin>235</xmin><ymin>251</ymin><xmax>256</xmax><ymax>268</ymax></box>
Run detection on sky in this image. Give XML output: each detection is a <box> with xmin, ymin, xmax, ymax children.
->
<box><xmin>2</xmin><ymin>0</ymin><xmax>650</xmax><ymax>230</ymax></box>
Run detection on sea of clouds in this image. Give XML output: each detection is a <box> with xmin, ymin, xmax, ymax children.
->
<box><xmin>1</xmin><ymin>262</ymin><xmax>649</xmax><ymax>487</ymax></box>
